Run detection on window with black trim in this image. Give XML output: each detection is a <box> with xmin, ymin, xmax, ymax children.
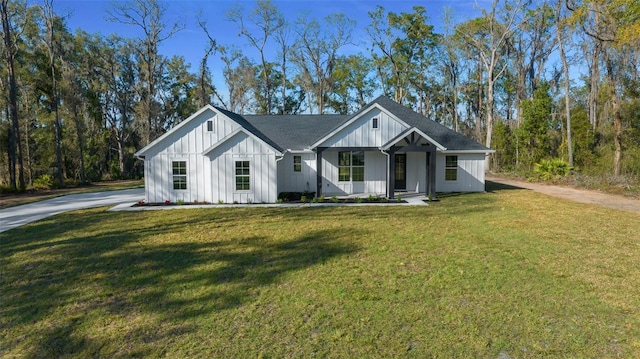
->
<box><xmin>172</xmin><ymin>161</ymin><xmax>187</xmax><ymax>190</ymax></box>
<box><xmin>207</xmin><ymin>119</ymin><xmax>214</xmax><ymax>132</ymax></box>
<box><xmin>338</xmin><ymin>151</ymin><xmax>364</xmax><ymax>182</ymax></box>
<box><xmin>445</xmin><ymin>155</ymin><xmax>458</xmax><ymax>181</ymax></box>
<box><xmin>235</xmin><ymin>161</ymin><xmax>250</xmax><ymax>191</ymax></box>
<box><xmin>293</xmin><ymin>155</ymin><xmax>302</xmax><ymax>172</ymax></box>
<box><xmin>372</xmin><ymin>117</ymin><xmax>379</xmax><ymax>129</ymax></box>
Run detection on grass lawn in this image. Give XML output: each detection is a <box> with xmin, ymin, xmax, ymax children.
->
<box><xmin>1</xmin><ymin>183</ymin><xmax>639</xmax><ymax>357</ymax></box>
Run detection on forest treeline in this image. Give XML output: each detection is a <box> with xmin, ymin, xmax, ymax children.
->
<box><xmin>1</xmin><ymin>0</ymin><xmax>639</xmax><ymax>192</ymax></box>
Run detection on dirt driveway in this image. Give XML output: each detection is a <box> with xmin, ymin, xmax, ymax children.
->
<box><xmin>487</xmin><ymin>175</ymin><xmax>640</xmax><ymax>215</ymax></box>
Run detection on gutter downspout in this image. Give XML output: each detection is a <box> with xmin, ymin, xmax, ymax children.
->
<box><xmin>380</xmin><ymin>148</ymin><xmax>390</xmax><ymax>198</ymax></box>
<box><xmin>275</xmin><ymin>150</ymin><xmax>287</xmax><ymax>202</ymax></box>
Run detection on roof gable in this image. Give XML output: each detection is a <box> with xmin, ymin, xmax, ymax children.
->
<box><xmin>310</xmin><ymin>102</ymin><xmax>410</xmax><ymax>148</ymax></box>
<box><xmin>381</xmin><ymin>127</ymin><xmax>447</xmax><ymax>151</ymax></box>
<box><xmin>371</xmin><ymin>96</ymin><xmax>490</xmax><ymax>152</ymax></box>
<box><xmin>135</xmin><ymin>105</ymin><xmax>218</xmax><ymax>157</ymax></box>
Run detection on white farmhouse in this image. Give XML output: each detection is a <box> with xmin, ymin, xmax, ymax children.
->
<box><xmin>135</xmin><ymin>96</ymin><xmax>493</xmax><ymax>204</ymax></box>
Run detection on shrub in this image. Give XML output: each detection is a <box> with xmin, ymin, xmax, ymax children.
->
<box><xmin>278</xmin><ymin>192</ymin><xmax>315</xmax><ymax>201</ymax></box>
<box><xmin>300</xmin><ymin>195</ymin><xmax>307</xmax><ymax>203</ymax></box>
<box><xmin>331</xmin><ymin>195</ymin><xmax>339</xmax><ymax>203</ymax></box>
<box><xmin>33</xmin><ymin>174</ymin><xmax>54</xmax><ymax>190</ymax></box>
<box><xmin>533</xmin><ymin>158</ymin><xmax>573</xmax><ymax>182</ymax></box>
<box><xmin>0</xmin><ymin>185</ymin><xmax>18</xmax><ymax>194</ymax></box>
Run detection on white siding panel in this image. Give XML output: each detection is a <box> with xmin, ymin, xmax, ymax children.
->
<box><xmin>364</xmin><ymin>151</ymin><xmax>386</xmax><ymax>195</ymax></box>
<box><xmin>144</xmin><ymin>110</ymin><xmax>241</xmax><ymax>158</ymax></box>
<box><xmin>277</xmin><ymin>153</ymin><xmax>316</xmax><ymax>193</ymax></box>
<box><xmin>322</xmin><ymin>150</ymin><xmax>385</xmax><ymax>196</ymax></box>
<box><xmin>206</xmin><ymin>133</ymin><xmax>278</xmax><ymax>203</ymax></box>
<box><xmin>406</xmin><ymin>152</ymin><xmax>427</xmax><ymax>193</ymax></box>
<box><xmin>320</xmin><ymin>108</ymin><xmax>408</xmax><ymax>148</ymax></box>
<box><xmin>436</xmin><ymin>153</ymin><xmax>486</xmax><ymax>192</ymax></box>
<box><xmin>322</xmin><ymin>152</ymin><xmax>345</xmax><ymax>195</ymax></box>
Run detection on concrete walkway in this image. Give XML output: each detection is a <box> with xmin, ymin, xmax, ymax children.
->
<box><xmin>0</xmin><ymin>188</ymin><xmax>144</xmax><ymax>233</ymax></box>
<box><xmin>109</xmin><ymin>192</ymin><xmax>429</xmax><ymax>212</ymax></box>
<box><xmin>487</xmin><ymin>175</ymin><xmax>640</xmax><ymax>215</ymax></box>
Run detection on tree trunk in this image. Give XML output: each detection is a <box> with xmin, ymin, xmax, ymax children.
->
<box><xmin>556</xmin><ymin>0</ymin><xmax>573</xmax><ymax>166</ymax></box>
<box><xmin>73</xmin><ymin>107</ymin><xmax>87</xmax><ymax>184</ymax></box>
<box><xmin>605</xmin><ymin>52</ymin><xmax>622</xmax><ymax>176</ymax></box>
<box><xmin>1</xmin><ymin>0</ymin><xmax>25</xmax><ymax>191</ymax></box>
<box><xmin>4</xmin><ymin>102</ymin><xmax>15</xmax><ymax>188</ymax></box>
<box><xmin>117</xmin><ymin>136</ymin><xmax>126</xmax><ymax>179</ymax></box>
<box><xmin>52</xmin><ymin>64</ymin><xmax>64</xmax><ymax>187</ymax></box>
<box><xmin>485</xmin><ymin>75</ymin><xmax>495</xmax><ymax>171</ymax></box>
<box><xmin>588</xmin><ymin>43</ymin><xmax>600</xmax><ymax>131</ymax></box>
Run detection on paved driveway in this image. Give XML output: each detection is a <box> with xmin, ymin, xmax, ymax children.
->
<box><xmin>0</xmin><ymin>188</ymin><xmax>144</xmax><ymax>234</ymax></box>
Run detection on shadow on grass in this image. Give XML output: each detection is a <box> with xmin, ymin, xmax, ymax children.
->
<box><xmin>0</xmin><ymin>209</ymin><xmax>360</xmax><ymax>357</ymax></box>
<box><xmin>485</xmin><ymin>180</ymin><xmax>527</xmax><ymax>193</ymax></box>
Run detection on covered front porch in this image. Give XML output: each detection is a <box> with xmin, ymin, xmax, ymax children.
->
<box><xmin>315</xmin><ymin>127</ymin><xmax>443</xmax><ymax>200</ymax></box>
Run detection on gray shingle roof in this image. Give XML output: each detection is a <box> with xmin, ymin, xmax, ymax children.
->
<box><xmin>243</xmin><ymin>114</ymin><xmax>348</xmax><ymax>151</ymax></box>
<box><xmin>223</xmin><ymin>96</ymin><xmax>489</xmax><ymax>152</ymax></box>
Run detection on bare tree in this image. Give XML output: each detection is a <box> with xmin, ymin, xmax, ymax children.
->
<box><xmin>227</xmin><ymin>0</ymin><xmax>284</xmax><ymax>114</ymax></box>
<box><xmin>196</xmin><ymin>13</ymin><xmax>223</xmax><ymax>108</ymax></box>
<box><xmin>292</xmin><ymin>12</ymin><xmax>355</xmax><ymax>114</ymax></box>
<box><xmin>107</xmin><ymin>0</ymin><xmax>183</xmax><ymax>145</ymax></box>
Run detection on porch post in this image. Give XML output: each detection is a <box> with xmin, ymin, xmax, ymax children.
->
<box><xmin>425</xmin><ymin>151</ymin><xmax>431</xmax><ymax>198</ymax></box>
<box><xmin>316</xmin><ymin>148</ymin><xmax>324</xmax><ymax>197</ymax></box>
<box><xmin>428</xmin><ymin>150</ymin><xmax>437</xmax><ymax>201</ymax></box>
<box><xmin>388</xmin><ymin>148</ymin><xmax>396</xmax><ymax>199</ymax></box>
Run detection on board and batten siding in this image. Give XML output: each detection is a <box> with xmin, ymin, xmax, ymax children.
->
<box><xmin>321</xmin><ymin>151</ymin><xmax>386</xmax><ymax>196</ymax></box>
<box><xmin>318</xmin><ymin>108</ymin><xmax>407</xmax><ymax>148</ymax></box>
<box><xmin>206</xmin><ymin>131</ymin><xmax>278</xmax><ymax>203</ymax></box>
<box><xmin>406</xmin><ymin>152</ymin><xmax>427</xmax><ymax>193</ymax></box>
<box><xmin>143</xmin><ymin>108</ymin><xmax>278</xmax><ymax>203</ymax></box>
<box><xmin>277</xmin><ymin>152</ymin><xmax>316</xmax><ymax>194</ymax></box>
<box><xmin>436</xmin><ymin>153</ymin><xmax>486</xmax><ymax>192</ymax></box>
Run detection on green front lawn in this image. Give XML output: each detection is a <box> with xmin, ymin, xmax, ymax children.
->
<box><xmin>2</xmin><ymin>183</ymin><xmax>639</xmax><ymax>357</ymax></box>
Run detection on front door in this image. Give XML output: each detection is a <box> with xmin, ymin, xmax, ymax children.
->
<box><xmin>394</xmin><ymin>154</ymin><xmax>406</xmax><ymax>190</ymax></box>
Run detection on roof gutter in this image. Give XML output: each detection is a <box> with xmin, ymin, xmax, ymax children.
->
<box><xmin>275</xmin><ymin>149</ymin><xmax>288</xmax><ymax>163</ymax></box>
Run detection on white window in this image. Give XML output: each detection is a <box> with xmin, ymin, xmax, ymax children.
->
<box><xmin>235</xmin><ymin>161</ymin><xmax>250</xmax><ymax>191</ymax></box>
<box><xmin>293</xmin><ymin>155</ymin><xmax>302</xmax><ymax>173</ymax></box>
<box><xmin>172</xmin><ymin>161</ymin><xmax>187</xmax><ymax>190</ymax></box>
<box><xmin>338</xmin><ymin>151</ymin><xmax>364</xmax><ymax>182</ymax></box>
<box><xmin>445</xmin><ymin>155</ymin><xmax>458</xmax><ymax>181</ymax></box>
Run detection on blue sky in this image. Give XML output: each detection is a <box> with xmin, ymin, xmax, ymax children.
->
<box><xmin>37</xmin><ymin>0</ymin><xmax>490</xmax><ymax>76</ymax></box>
